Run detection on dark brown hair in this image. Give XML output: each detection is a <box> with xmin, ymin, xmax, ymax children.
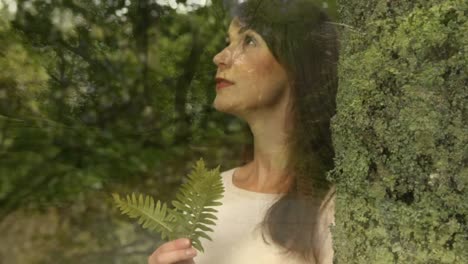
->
<box><xmin>228</xmin><ymin>0</ymin><xmax>339</xmax><ymax>262</ymax></box>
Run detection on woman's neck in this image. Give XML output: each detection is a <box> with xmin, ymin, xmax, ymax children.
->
<box><xmin>234</xmin><ymin>159</ymin><xmax>293</xmax><ymax>194</ymax></box>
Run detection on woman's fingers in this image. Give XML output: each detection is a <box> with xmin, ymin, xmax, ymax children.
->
<box><xmin>148</xmin><ymin>248</ymin><xmax>196</xmax><ymax>264</ymax></box>
<box><xmin>174</xmin><ymin>259</ymin><xmax>196</xmax><ymax>264</ymax></box>
<box><xmin>155</xmin><ymin>238</ymin><xmax>191</xmax><ymax>255</ymax></box>
<box><xmin>148</xmin><ymin>248</ymin><xmax>197</xmax><ymax>264</ymax></box>
<box><xmin>148</xmin><ymin>238</ymin><xmax>197</xmax><ymax>264</ymax></box>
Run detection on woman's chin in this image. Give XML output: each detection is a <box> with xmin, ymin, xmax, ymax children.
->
<box><xmin>213</xmin><ymin>99</ymin><xmax>242</xmax><ymax>116</ymax></box>
<box><xmin>213</xmin><ymin>101</ymin><xmax>234</xmax><ymax>114</ymax></box>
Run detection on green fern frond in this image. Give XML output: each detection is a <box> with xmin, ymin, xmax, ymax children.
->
<box><xmin>112</xmin><ymin>193</ymin><xmax>176</xmax><ymax>240</ymax></box>
<box><xmin>112</xmin><ymin>158</ymin><xmax>224</xmax><ymax>253</ymax></box>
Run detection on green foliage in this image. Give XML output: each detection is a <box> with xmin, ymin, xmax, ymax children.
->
<box><xmin>112</xmin><ymin>159</ymin><xmax>224</xmax><ymax>253</ymax></box>
<box><xmin>0</xmin><ymin>1</ymin><xmax>245</xmax><ymax>262</ymax></box>
<box><xmin>331</xmin><ymin>0</ymin><xmax>467</xmax><ymax>263</ymax></box>
<box><xmin>0</xmin><ymin>0</ymin><xmax>239</xmax><ymax>217</ymax></box>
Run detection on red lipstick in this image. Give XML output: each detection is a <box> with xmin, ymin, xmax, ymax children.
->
<box><xmin>215</xmin><ymin>77</ymin><xmax>234</xmax><ymax>90</ymax></box>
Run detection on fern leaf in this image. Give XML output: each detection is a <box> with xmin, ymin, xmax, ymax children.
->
<box><xmin>112</xmin><ymin>193</ymin><xmax>175</xmax><ymax>238</ymax></box>
<box><xmin>111</xmin><ymin>158</ymin><xmax>224</xmax><ymax>254</ymax></box>
<box><xmin>169</xmin><ymin>159</ymin><xmax>224</xmax><ymax>252</ymax></box>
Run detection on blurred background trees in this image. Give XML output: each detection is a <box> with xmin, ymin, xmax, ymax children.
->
<box><xmin>0</xmin><ymin>0</ymin><xmax>247</xmax><ymax>263</ymax></box>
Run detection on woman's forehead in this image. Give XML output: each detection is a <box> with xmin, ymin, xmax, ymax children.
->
<box><xmin>231</xmin><ymin>17</ymin><xmax>245</xmax><ymax>27</ymax></box>
<box><xmin>228</xmin><ymin>17</ymin><xmax>249</xmax><ymax>36</ymax></box>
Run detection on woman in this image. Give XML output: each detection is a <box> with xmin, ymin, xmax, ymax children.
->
<box><xmin>148</xmin><ymin>0</ymin><xmax>339</xmax><ymax>263</ymax></box>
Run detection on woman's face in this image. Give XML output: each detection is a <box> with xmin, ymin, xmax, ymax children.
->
<box><xmin>212</xmin><ymin>18</ymin><xmax>291</xmax><ymax>118</ymax></box>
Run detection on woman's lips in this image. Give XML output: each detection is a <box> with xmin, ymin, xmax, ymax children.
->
<box><xmin>215</xmin><ymin>77</ymin><xmax>234</xmax><ymax>90</ymax></box>
<box><xmin>216</xmin><ymin>81</ymin><xmax>234</xmax><ymax>90</ymax></box>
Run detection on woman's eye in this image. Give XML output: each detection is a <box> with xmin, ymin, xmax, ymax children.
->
<box><xmin>223</xmin><ymin>34</ymin><xmax>256</xmax><ymax>48</ymax></box>
<box><xmin>243</xmin><ymin>34</ymin><xmax>256</xmax><ymax>47</ymax></box>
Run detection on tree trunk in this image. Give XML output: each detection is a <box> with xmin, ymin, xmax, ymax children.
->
<box><xmin>330</xmin><ymin>0</ymin><xmax>467</xmax><ymax>263</ymax></box>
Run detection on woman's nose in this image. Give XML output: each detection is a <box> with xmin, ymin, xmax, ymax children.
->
<box><xmin>213</xmin><ymin>48</ymin><xmax>231</xmax><ymax>68</ymax></box>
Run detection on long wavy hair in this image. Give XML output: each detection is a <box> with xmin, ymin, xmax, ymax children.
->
<box><xmin>228</xmin><ymin>0</ymin><xmax>340</xmax><ymax>262</ymax></box>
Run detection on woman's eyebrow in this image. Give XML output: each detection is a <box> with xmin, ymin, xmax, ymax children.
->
<box><xmin>226</xmin><ymin>27</ymin><xmax>251</xmax><ymax>41</ymax></box>
<box><xmin>238</xmin><ymin>26</ymin><xmax>249</xmax><ymax>35</ymax></box>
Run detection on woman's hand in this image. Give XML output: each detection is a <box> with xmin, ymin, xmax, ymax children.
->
<box><xmin>148</xmin><ymin>238</ymin><xmax>197</xmax><ymax>264</ymax></box>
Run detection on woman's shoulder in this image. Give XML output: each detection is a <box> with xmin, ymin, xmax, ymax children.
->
<box><xmin>221</xmin><ymin>167</ymin><xmax>237</xmax><ymax>176</ymax></box>
<box><xmin>320</xmin><ymin>185</ymin><xmax>336</xmax><ymax>213</ymax></box>
<box><xmin>316</xmin><ymin>185</ymin><xmax>336</xmax><ymax>264</ymax></box>
<box><xmin>219</xmin><ymin>167</ymin><xmax>237</xmax><ymax>183</ymax></box>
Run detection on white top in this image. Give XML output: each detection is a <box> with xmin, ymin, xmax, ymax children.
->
<box><xmin>192</xmin><ymin>168</ymin><xmax>335</xmax><ymax>264</ymax></box>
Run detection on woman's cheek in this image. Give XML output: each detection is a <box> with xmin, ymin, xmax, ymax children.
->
<box><xmin>232</xmin><ymin>50</ymin><xmax>248</xmax><ymax>66</ymax></box>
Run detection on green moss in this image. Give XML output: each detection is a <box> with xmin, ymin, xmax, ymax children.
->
<box><xmin>331</xmin><ymin>0</ymin><xmax>467</xmax><ymax>263</ymax></box>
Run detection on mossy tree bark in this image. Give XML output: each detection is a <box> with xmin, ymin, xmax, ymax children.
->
<box><xmin>329</xmin><ymin>1</ymin><xmax>467</xmax><ymax>263</ymax></box>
